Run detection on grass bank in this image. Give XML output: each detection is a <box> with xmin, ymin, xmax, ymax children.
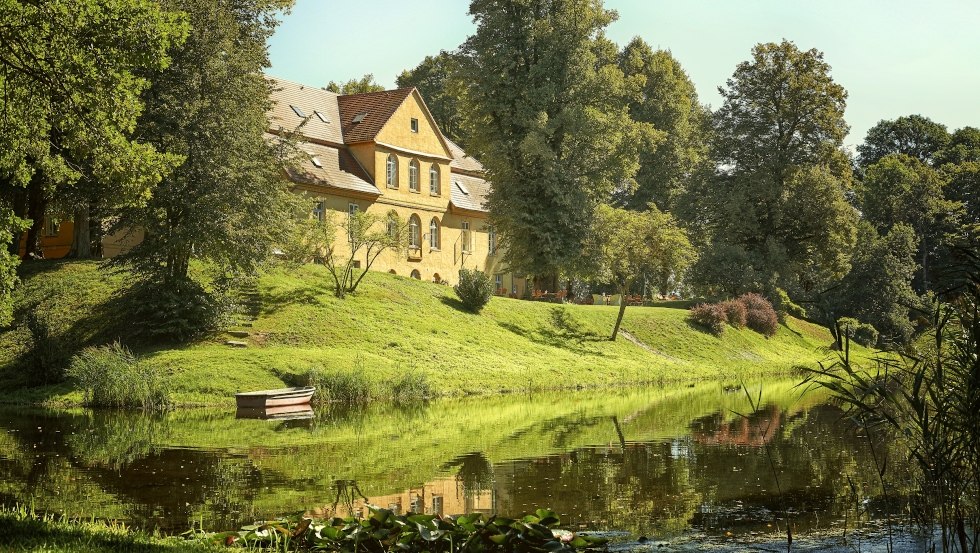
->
<box><xmin>0</xmin><ymin>261</ymin><xmax>853</xmax><ymax>406</ymax></box>
<box><xmin>0</xmin><ymin>506</ymin><xmax>219</xmax><ymax>553</ymax></box>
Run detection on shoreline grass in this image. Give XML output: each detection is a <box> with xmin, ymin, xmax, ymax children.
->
<box><xmin>0</xmin><ymin>260</ymin><xmax>861</xmax><ymax>407</ymax></box>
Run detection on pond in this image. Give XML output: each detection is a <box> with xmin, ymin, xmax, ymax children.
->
<box><xmin>0</xmin><ymin>379</ymin><xmax>910</xmax><ymax>543</ymax></box>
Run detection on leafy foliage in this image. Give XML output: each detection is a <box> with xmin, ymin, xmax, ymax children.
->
<box><xmin>68</xmin><ymin>342</ymin><xmax>171</xmax><ymax>410</ymax></box>
<box><xmin>315</xmin><ymin>211</ymin><xmax>405</xmax><ymax>299</ymax></box>
<box><xmin>584</xmin><ymin>204</ymin><xmax>694</xmax><ymax>339</ymax></box>
<box><xmin>462</xmin><ymin>0</ymin><xmax>657</xmax><ymax>277</ymax></box>
<box><xmin>689</xmin><ymin>41</ymin><xmax>856</xmax><ymax>302</ymax></box>
<box><xmin>0</xmin><ymin>0</ymin><xmax>185</xmax><ymax>304</ymax></box>
<box><xmin>454</xmin><ymin>268</ymin><xmax>494</xmax><ymax>313</ymax></box>
<box><xmin>835</xmin><ymin>317</ymin><xmax>879</xmax><ymax>348</ymax></box>
<box><xmin>201</xmin><ymin>507</ymin><xmax>607</xmax><ymax>552</ymax></box>
<box><xmin>616</xmin><ymin>38</ymin><xmax>710</xmax><ymax>212</ymax></box>
<box><xmin>123</xmin><ymin>275</ymin><xmax>229</xmax><ymax>342</ymax></box>
<box><xmin>857</xmin><ymin>114</ymin><xmax>951</xmax><ymax>167</ymax></box>
<box><xmin>326</xmin><ymin>74</ymin><xmax>386</xmax><ymax>95</ymax></box>
<box><xmin>118</xmin><ymin>0</ymin><xmax>295</xmax><ymax>325</ymax></box>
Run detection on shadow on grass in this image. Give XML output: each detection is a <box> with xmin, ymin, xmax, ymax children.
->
<box><xmin>439</xmin><ymin>296</ymin><xmax>471</xmax><ymax>313</ymax></box>
<box><xmin>497</xmin><ymin>306</ymin><xmax>606</xmax><ymax>357</ymax></box>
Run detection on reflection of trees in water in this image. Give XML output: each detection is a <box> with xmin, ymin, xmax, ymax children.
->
<box><xmin>443</xmin><ymin>452</ymin><xmax>494</xmax><ymax>497</ymax></box>
<box><xmin>65</xmin><ymin>410</ymin><xmax>165</xmax><ymax>469</ymax></box>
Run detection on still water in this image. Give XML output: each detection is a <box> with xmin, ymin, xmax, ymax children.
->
<box><xmin>0</xmin><ymin>379</ymin><xmax>904</xmax><ymax>539</ymax></box>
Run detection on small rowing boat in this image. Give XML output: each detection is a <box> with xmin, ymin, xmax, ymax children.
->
<box><xmin>235</xmin><ymin>386</ymin><xmax>315</xmax><ymax>408</ymax></box>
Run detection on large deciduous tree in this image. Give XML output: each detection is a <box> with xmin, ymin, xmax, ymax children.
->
<box><xmin>616</xmin><ymin>38</ymin><xmax>710</xmax><ymax>213</ymax></box>
<box><xmin>690</xmin><ymin>40</ymin><xmax>856</xmax><ymax>301</ymax></box>
<box><xmin>859</xmin><ymin>154</ymin><xmax>960</xmax><ymax>292</ymax></box>
<box><xmin>0</xmin><ymin>0</ymin><xmax>185</xmax><ymax>323</ymax></box>
<box><xmin>117</xmin><ymin>0</ymin><xmax>295</xmax><ymax>338</ymax></box>
<box><xmin>857</xmin><ymin>114</ymin><xmax>951</xmax><ymax>168</ymax></box>
<box><xmin>461</xmin><ymin>0</ymin><xmax>658</xmax><ymax>279</ymax></box>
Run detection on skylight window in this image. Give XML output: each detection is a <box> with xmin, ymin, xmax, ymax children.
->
<box><xmin>314</xmin><ymin>111</ymin><xmax>328</xmax><ymax>123</ymax></box>
<box><xmin>290</xmin><ymin>105</ymin><xmax>306</xmax><ymax>118</ymax></box>
<box><xmin>311</xmin><ymin>157</ymin><xmax>323</xmax><ymax>168</ymax></box>
<box><xmin>352</xmin><ymin>112</ymin><xmax>367</xmax><ymax>124</ymax></box>
<box><xmin>455</xmin><ymin>180</ymin><xmax>470</xmax><ymax>196</ymax></box>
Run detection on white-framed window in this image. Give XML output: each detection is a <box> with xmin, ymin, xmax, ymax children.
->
<box><xmin>461</xmin><ymin>221</ymin><xmax>471</xmax><ymax>253</ymax></box>
<box><xmin>495</xmin><ymin>274</ymin><xmax>503</xmax><ymax>291</ymax></box>
<box><xmin>386</xmin><ymin>154</ymin><xmax>398</xmax><ymax>188</ymax></box>
<box><xmin>312</xmin><ymin>201</ymin><xmax>326</xmax><ymax>221</ymax></box>
<box><xmin>410</xmin><ymin>118</ymin><xmax>419</xmax><ymax>133</ymax></box>
<box><xmin>488</xmin><ymin>226</ymin><xmax>497</xmax><ymax>255</ymax></box>
<box><xmin>429</xmin><ymin>164</ymin><xmax>440</xmax><ymax>195</ymax></box>
<box><xmin>408</xmin><ymin>159</ymin><xmax>420</xmax><ymax>192</ymax></box>
<box><xmin>429</xmin><ymin>217</ymin><xmax>440</xmax><ymax>249</ymax></box>
<box><xmin>408</xmin><ymin>214</ymin><xmax>421</xmax><ymax>250</ymax></box>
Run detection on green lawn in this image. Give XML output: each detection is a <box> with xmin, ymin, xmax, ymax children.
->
<box><xmin>0</xmin><ymin>260</ymin><xmax>853</xmax><ymax>406</ymax></box>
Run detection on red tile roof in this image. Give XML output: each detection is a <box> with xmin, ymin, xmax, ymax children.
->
<box><xmin>337</xmin><ymin>88</ymin><xmax>415</xmax><ymax>144</ymax></box>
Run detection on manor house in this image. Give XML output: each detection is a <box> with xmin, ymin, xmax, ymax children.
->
<box><xmin>267</xmin><ymin>77</ymin><xmax>514</xmax><ymax>290</ymax></box>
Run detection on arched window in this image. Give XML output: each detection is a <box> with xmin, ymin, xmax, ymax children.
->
<box><xmin>433</xmin><ymin>273</ymin><xmax>442</xmax><ymax>284</ymax></box>
<box><xmin>429</xmin><ymin>217</ymin><xmax>440</xmax><ymax>249</ymax></box>
<box><xmin>429</xmin><ymin>164</ymin><xmax>440</xmax><ymax>196</ymax></box>
<box><xmin>408</xmin><ymin>159</ymin><xmax>420</xmax><ymax>192</ymax></box>
<box><xmin>388</xmin><ymin>269</ymin><xmax>397</xmax><ymax>275</ymax></box>
<box><xmin>411</xmin><ymin>269</ymin><xmax>421</xmax><ymax>280</ymax></box>
<box><xmin>408</xmin><ymin>214</ymin><xmax>421</xmax><ymax>250</ymax></box>
<box><xmin>386</xmin><ymin>154</ymin><xmax>398</xmax><ymax>188</ymax></box>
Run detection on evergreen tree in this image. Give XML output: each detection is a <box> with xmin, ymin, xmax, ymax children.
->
<box><xmin>462</xmin><ymin>0</ymin><xmax>657</xmax><ymax>278</ymax></box>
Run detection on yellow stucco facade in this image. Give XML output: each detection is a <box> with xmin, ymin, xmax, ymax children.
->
<box><xmin>291</xmin><ymin>85</ymin><xmax>511</xmax><ymax>287</ymax></box>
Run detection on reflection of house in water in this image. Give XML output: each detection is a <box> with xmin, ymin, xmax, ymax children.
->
<box><xmin>310</xmin><ymin>476</ymin><xmax>495</xmax><ymax>520</ymax></box>
<box><xmin>691</xmin><ymin>405</ymin><xmax>781</xmax><ymax>447</ymax></box>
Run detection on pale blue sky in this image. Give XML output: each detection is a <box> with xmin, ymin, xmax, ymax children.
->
<box><xmin>268</xmin><ymin>0</ymin><xmax>980</xmax><ymax>148</ymax></box>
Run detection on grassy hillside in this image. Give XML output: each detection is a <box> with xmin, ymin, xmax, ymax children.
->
<box><xmin>0</xmin><ymin>260</ymin><xmax>850</xmax><ymax>405</ymax></box>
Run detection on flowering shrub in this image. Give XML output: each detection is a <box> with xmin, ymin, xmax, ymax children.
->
<box><xmin>739</xmin><ymin>293</ymin><xmax>779</xmax><ymax>337</ymax></box>
<box><xmin>719</xmin><ymin>299</ymin><xmax>747</xmax><ymax>328</ymax></box>
<box><xmin>690</xmin><ymin>303</ymin><xmax>727</xmax><ymax>336</ymax></box>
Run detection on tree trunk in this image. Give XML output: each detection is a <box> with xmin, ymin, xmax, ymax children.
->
<box><xmin>610</xmin><ymin>282</ymin><xmax>628</xmax><ymax>341</ymax></box>
<box><xmin>22</xmin><ymin>174</ymin><xmax>46</xmax><ymax>260</ymax></box>
<box><xmin>68</xmin><ymin>204</ymin><xmax>92</xmax><ymax>258</ymax></box>
<box><xmin>6</xmin><ymin>186</ymin><xmax>28</xmax><ymax>257</ymax></box>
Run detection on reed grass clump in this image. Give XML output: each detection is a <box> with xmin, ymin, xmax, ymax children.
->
<box><xmin>67</xmin><ymin>342</ymin><xmax>171</xmax><ymax>410</ymax></box>
<box><xmin>302</xmin><ymin>367</ymin><xmax>373</xmax><ymax>405</ymax></box>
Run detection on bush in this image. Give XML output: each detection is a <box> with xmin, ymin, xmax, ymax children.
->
<box><xmin>776</xmin><ymin>288</ymin><xmax>807</xmax><ymax>320</ymax></box>
<box><xmin>124</xmin><ymin>276</ymin><xmax>228</xmax><ymax>343</ymax></box>
<box><xmin>719</xmin><ymin>299</ymin><xmax>747</xmax><ymax>328</ymax></box>
<box><xmin>303</xmin><ymin>366</ymin><xmax>372</xmax><ymax>404</ymax></box>
<box><xmin>67</xmin><ymin>342</ymin><xmax>171</xmax><ymax>410</ymax></box>
<box><xmin>24</xmin><ymin>309</ymin><xmax>70</xmax><ymax>385</ymax></box>
<box><xmin>738</xmin><ymin>293</ymin><xmax>779</xmax><ymax>337</ymax></box>
<box><xmin>690</xmin><ymin>303</ymin><xmax>727</xmax><ymax>336</ymax></box>
<box><xmin>454</xmin><ymin>268</ymin><xmax>493</xmax><ymax>313</ymax></box>
<box><xmin>837</xmin><ymin>317</ymin><xmax>879</xmax><ymax>347</ymax></box>
<box><xmin>390</xmin><ymin>371</ymin><xmax>432</xmax><ymax>403</ymax></box>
